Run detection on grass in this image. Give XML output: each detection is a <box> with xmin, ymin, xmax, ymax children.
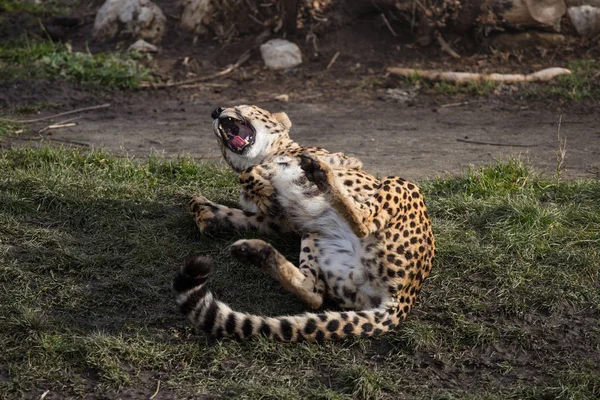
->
<box><xmin>434</xmin><ymin>80</ymin><xmax>498</xmax><ymax>96</ymax></box>
<box><xmin>0</xmin><ymin>0</ymin><xmax>73</xmax><ymax>15</ymax></box>
<box><xmin>0</xmin><ymin>103</ymin><xmax>63</xmax><ymax>138</ymax></box>
<box><xmin>394</xmin><ymin>60</ymin><xmax>600</xmax><ymax>100</ymax></box>
<box><xmin>0</xmin><ymin>148</ymin><xmax>598</xmax><ymax>399</ymax></box>
<box><xmin>526</xmin><ymin>60</ymin><xmax>600</xmax><ymax>102</ymax></box>
<box><xmin>393</xmin><ymin>72</ymin><xmax>499</xmax><ymax>96</ymax></box>
<box><xmin>0</xmin><ymin>121</ymin><xmax>23</xmax><ymax>137</ymax></box>
<box><xmin>0</xmin><ymin>1</ymin><xmax>79</xmax><ymax>33</ymax></box>
<box><xmin>0</xmin><ymin>38</ymin><xmax>154</xmax><ymax>89</ymax></box>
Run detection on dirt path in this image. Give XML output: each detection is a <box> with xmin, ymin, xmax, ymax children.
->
<box><xmin>6</xmin><ymin>90</ymin><xmax>599</xmax><ymax>181</ymax></box>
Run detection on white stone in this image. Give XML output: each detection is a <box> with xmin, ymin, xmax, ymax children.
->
<box><xmin>384</xmin><ymin>88</ymin><xmax>417</xmax><ymax>104</ymax></box>
<box><xmin>128</xmin><ymin>39</ymin><xmax>158</xmax><ymax>53</ymax></box>
<box><xmin>93</xmin><ymin>0</ymin><xmax>167</xmax><ymax>43</ymax></box>
<box><xmin>260</xmin><ymin>39</ymin><xmax>302</xmax><ymax>70</ymax></box>
<box><xmin>568</xmin><ymin>5</ymin><xmax>600</xmax><ymax>36</ymax></box>
<box><xmin>525</xmin><ymin>0</ymin><xmax>566</xmax><ymax>27</ymax></box>
<box><xmin>180</xmin><ymin>0</ymin><xmax>213</xmax><ymax>35</ymax></box>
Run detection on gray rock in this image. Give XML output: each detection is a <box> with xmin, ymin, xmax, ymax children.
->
<box><xmin>180</xmin><ymin>0</ymin><xmax>213</xmax><ymax>35</ymax></box>
<box><xmin>568</xmin><ymin>5</ymin><xmax>600</xmax><ymax>36</ymax></box>
<box><xmin>260</xmin><ymin>39</ymin><xmax>302</xmax><ymax>70</ymax></box>
<box><xmin>93</xmin><ymin>0</ymin><xmax>167</xmax><ymax>43</ymax></box>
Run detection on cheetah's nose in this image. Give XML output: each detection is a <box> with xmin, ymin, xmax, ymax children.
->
<box><xmin>211</xmin><ymin>107</ymin><xmax>224</xmax><ymax>120</ymax></box>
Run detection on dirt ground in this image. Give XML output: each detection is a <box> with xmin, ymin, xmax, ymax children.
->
<box><xmin>2</xmin><ymin>80</ymin><xmax>599</xmax><ymax>181</ymax></box>
<box><xmin>1</xmin><ymin>2</ymin><xmax>599</xmax><ymax>180</ymax></box>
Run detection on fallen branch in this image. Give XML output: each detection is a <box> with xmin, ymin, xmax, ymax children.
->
<box><xmin>457</xmin><ymin>138</ymin><xmax>535</xmax><ymax>147</ymax></box>
<box><xmin>0</xmin><ymin>103</ymin><xmax>110</xmax><ymax>124</ymax></box>
<box><xmin>38</xmin><ymin>116</ymin><xmax>81</xmax><ymax>133</ymax></box>
<box><xmin>179</xmin><ymin>82</ymin><xmax>230</xmax><ymax>89</ymax></box>
<box><xmin>436</xmin><ymin>34</ymin><xmax>460</xmax><ymax>59</ymax></box>
<box><xmin>439</xmin><ymin>101</ymin><xmax>469</xmax><ymax>108</ymax></box>
<box><xmin>47</xmin><ymin>123</ymin><xmax>77</xmax><ymax>130</ymax></box>
<box><xmin>388</xmin><ymin>67</ymin><xmax>571</xmax><ymax>83</ymax></box>
<box><xmin>142</xmin><ymin>50</ymin><xmax>251</xmax><ymax>89</ymax></box>
<box><xmin>381</xmin><ymin>13</ymin><xmax>398</xmax><ymax>37</ymax></box>
<box><xmin>326</xmin><ymin>51</ymin><xmax>340</xmax><ymax>70</ymax></box>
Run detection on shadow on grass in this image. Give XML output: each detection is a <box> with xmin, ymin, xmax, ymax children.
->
<box><xmin>1</xmin><ymin>148</ymin><xmax>599</xmax><ymax>399</ymax></box>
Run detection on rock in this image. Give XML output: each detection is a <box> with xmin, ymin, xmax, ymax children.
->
<box><xmin>525</xmin><ymin>0</ymin><xmax>567</xmax><ymax>28</ymax></box>
<box><xmin>180</xmin><ymin>0</ymin><xmax>213</xmax><ymax>35</ymax></box>
<box><xmin>128</xmin><ymin>39</ymin><xmax>158</xmax><ymax>53</ymax></box>
<box><xmin>383</xmin><ymin>88</ymin><xmax>417</xmax><ymax>104</ymax></box>
<box><xmin>568</xmin><ymin>5</ymin><xmax>600</xmax><ymax>36</ymax></box>
<box><xmin>93</xmin><ymin>0</ymin><xmax>166</xmax><ymax>43</ymax></box>
<box><xmin>260</xmin><ymin>39</ymin><xmax>302</xmax><ymax>70</ymax></box>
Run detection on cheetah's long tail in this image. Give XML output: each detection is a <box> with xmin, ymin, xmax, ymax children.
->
<box><xmin>174</xmin><ymin>256</ymin><xmax>409</xmax><ymax>342</ymax></box>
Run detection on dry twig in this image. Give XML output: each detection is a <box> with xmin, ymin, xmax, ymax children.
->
<box><xmin>457</xmin><ymin>138</ymin><xmax>535</xmax><ymax>147</ymax></box>
<box><xmin>38</xmin><ymin>116</ymin><xmax>81</xmax><ymax>133</ymax></box>
<box><xmin>440</xmin><ymin>101</ymin><xmax>469</xmax><ymax>108</ymax></box>
<box><xmin>387</xmin><ymin>67</ymin><xmax>571</xmax><ymax>84</ymax></box>
<box><xmin>381</xmin><ymin>13</ymin><xmax>398</xmax><ymax>37</ymax></box>
<box><xmin>143</xmin><ymin>50</ymin><xmax>251</xmax><ymax>89</ymax></box>
<box><xmin>178</xmin><ymin>82</ymin><xmax>230</xmax><ymax>90</ymax></box>
<box><xmin>326</xmin><ymin>51</ymin><xmax>340</xmax><ymax>70</ymax></box>
<box><xmin>555</xmin><ymin>115</ymin><xmax>567</xmax><ymax>180</ymax></box>
<box><xmin>47</xmin><ymin>123</ymin><xmax>77</xmax><ymax>129</ymax></box>
<box><xmin>436</xmin><ymin>34</ymin><xmax>461</xmax><ymax>59</ymax></box>
<box><xmin>150</xmin><ymin>380</ymin><xmax>161</xmax><ymax>400</ymax></box>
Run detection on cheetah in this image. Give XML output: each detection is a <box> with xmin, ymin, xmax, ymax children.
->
<box><xmin>174</xmin><ymin>105</ymin><xmax>435</xmax><ymax>341</ymax></box>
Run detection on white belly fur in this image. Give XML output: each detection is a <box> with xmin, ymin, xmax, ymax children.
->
<box><xmin>270</xmin><ymin>160</ymin><xmax>388</xmax><ymax>306</ymax></box>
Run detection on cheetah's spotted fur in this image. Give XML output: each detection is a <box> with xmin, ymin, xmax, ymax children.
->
<box><xmin>174</xmin><ymin>105</ymin><xmax>435</xmax><ymax>341</ymax></box>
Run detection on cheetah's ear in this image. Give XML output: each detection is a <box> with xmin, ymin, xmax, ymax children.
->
<box><xmin>272</xmin><ymin>112</ymin><xmax>292</xmax><ymax>130</ymax></box>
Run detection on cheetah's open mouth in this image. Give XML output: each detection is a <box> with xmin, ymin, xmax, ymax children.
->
<box><xmin>217</xmin><ymin>116</ymin><xmax>256</xmax><ymax>154</ymax></box>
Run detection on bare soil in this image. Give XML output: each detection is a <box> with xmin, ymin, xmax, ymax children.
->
<box><xmin>1</xmin><ymin>3</ymin><xmax>599</xmax><ymax>180</ymax></box>
<box><xmin>2</xmin><ymin>78</ymin><xmax>599</xmax><ymax>180</ymax></box>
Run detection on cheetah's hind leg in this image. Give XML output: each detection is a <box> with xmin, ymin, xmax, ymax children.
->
<box><xmin>299</xmin><ymin>154</ymin><xmax>370</xmax><ymax>238</ymax></box>
<box><xmin>231</xmin><ymin>239</ymin><xmax>325</xmax><ymax>309</ymax></box>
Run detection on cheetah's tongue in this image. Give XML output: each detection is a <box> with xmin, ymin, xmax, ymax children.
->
<box><xmin>231</xmin><ymin>135</ymin><xmax>248</xmax><ymax>149</ymax></box>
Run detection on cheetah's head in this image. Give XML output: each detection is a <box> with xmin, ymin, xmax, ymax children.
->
<box><xmin>211</xmin><ymin>105</ymin><xmax>292</xmax><ymax>160</ymax></box>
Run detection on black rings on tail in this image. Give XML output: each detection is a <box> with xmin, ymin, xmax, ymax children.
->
<box><xmin>174</xmin><ymin>255</ymin><xmax>409</xmax><ymax>342</ymax></box>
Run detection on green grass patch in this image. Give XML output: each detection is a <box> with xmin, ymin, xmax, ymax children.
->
<box><xmin>393</xmin><ymin>72</ymin><xmax>499</xmax><ymax>96</ymax></box>
<box><xmin>526</xmin><ymin>60</ymin><xmax>600</xmax><ymax>101</ymax></box>
<box><xmin>0</xmin><ymin>1</ymin><xmax>77</xmax><ymax>30</ymax></box>
<box><xmin>0</xmin><ymin>0</ymin><xmax>71</xmax><ymax>15</ymax></box>
<box><xmin>0</xmin><ymin>148</ymin><xmax>598</xmax><ymax>399</ymax></box>
<box><xmin>433</xmin><ymin>80</ymin><xmax>498</xmax><ymax>96</ymax></box>
<box><xmin>0</xmin><ymin>120</ymin><xmax>23</xmax><ymax>137</ymax></box>
<box><xmin>0</xmin><ymin>38</ymin><xmax>154</xmax><ymax>89</ymax></box>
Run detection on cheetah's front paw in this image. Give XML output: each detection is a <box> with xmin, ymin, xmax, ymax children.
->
<box><xmin>299</xmin><ymin>154</ymin><xmax>331</xmax><ymax>192</ymax></box>
<box><xmin>230</xmin><ymin>239</ymin><xmax>274</xmax><ymax>269</ymax></box>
